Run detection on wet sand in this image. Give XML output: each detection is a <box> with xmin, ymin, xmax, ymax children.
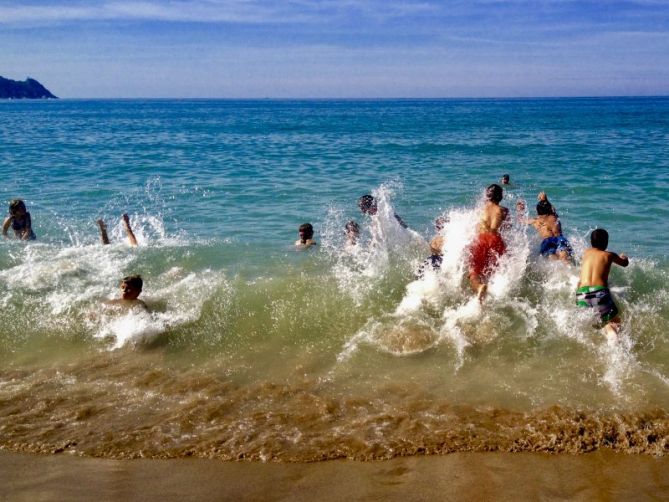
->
<box><xmin>1</xmin><ymin>450</ymin><xmax>668</xmax><ymax>501</ymax></box>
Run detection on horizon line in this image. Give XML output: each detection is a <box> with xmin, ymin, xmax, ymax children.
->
<box><xmin>4</xmin><ymin>94</ymin><xmax>669</xmax><ymax>101</ymax></box>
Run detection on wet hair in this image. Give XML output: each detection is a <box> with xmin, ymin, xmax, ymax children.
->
<box><xmin>590</xmin><ymin>229</ymin><xmax>609</xmax><ymax>250</ymax></box>
<box><xmin>298</xmin><ymin>223</ymin><xmax>314</xmax><ymax>240</ymax></box>
<box><xmin>501</xmin><ymin>174</ymin><xmax>510</xmax><ymax>183</ymax></box>
<box><xmin>121</xmin><ymin>275</ymin><xmax>143</xmax><ymax>291</ymax></box>
<box><xmin>358</xmin><ymin>194</ymin><xmax>377</xmax><ymax>213</ymax></box>
<box><xmin>345</xmin><ymin>220</ymin><xmax>359</xmax><ymax>234</ymax></box>
<box><xmin>434</xmin><ymin>216</ymin><xmax>447</xmax><ymax>232</ymax></box>
<box><xmin>9</xmin><ymin>199</ymin><xmax>26</xmax><ymax>215</ymax></box>
<box><xmin>485</xmin><ymin>184</ymin><xmax>503</xmax><ymax>203</ymax></box>
<box><xmin>536</xmin><ymin>200</ymin><xmax>553</xmax><ymax>216</ymax></box>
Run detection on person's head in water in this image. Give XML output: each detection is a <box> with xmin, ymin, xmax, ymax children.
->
<box><xmin>485</xmin><ymin>184</ymin><xmax>503</xmax><ymax>204</ymax></box>
<box><xmin>120</xmin><ymin>275</ymin><xmax>143</xmax><ymax>301</ymax></box>
<box><xmin>9</xmin><ymin>199</ymin><xmax>27</xmax><ymax>217</ymax></box>
<box><xmin>590</xmin><ymin>228</ymin><xmax>609</xmax><ymax>251</ymax></box>
<box><xmin>298</xmin><ymin>223</ymin><xmax>314</xmax><ymax>243</ymax></box>
<box><xmin>434</xmin><ymin>216</ymin><xmax>447</xmax><ymax>233</ymax></box>
<box><xmin>358</xmin><ymin>194</ymin><xmax>377</xmax><ymax>215</ymax></box>
<box><xmin>536</xmin><ymin>200</ymin><xmax>553</xmax><ymax>216</ymax></box>
<box><xmin>345</xmin><ymin>220</ymin><xmax>360</xmax><ymax>244</ymax></box>
<box><xmin>501</xmin><ymin>174</ymin><xmax>510</xmax><ymax>185</ymax></box>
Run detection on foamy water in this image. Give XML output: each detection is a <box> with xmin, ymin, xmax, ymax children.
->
<box><xmin>1</xmin><ymin>99</ymin><xmax>668</xmax><ymax>460</ymax></box>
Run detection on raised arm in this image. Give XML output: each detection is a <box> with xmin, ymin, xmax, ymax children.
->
<box><xmin>96</xmin><ymin>219</ymin><xmax>110</xmax><ymax>245</ymax></box>
<box><xmin>122</xmin><ymin>214</ymin><xmax>138</xmax><ymax>247</ymax></box>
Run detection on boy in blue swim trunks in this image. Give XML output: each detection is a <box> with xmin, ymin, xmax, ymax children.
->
<box><xmin>525</xmin><ymin>193</ymin><xmax>572</xmax><ymax>262</ymax></box>
<box><xmin>576</xmin><ymin>228</ymin><xmax>629</xmax><ymax>338</ymax></box>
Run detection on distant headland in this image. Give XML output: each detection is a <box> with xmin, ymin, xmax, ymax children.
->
<box><xmin>0</xmin><ymin>76</ymin><xmax>57</xmax><ymax>99</ymax></box>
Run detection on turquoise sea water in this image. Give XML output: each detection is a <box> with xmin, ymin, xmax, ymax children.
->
<box><xmin>0</xmin><ymin>98</ymin><xmax>668</xmax><ymax>460</ymax></box>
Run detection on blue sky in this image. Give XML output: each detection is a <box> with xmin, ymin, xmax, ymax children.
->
<box><xmin>1</xmin><ymin>0</ymin><xmax>668</xmax><ymax>97</ymax></box>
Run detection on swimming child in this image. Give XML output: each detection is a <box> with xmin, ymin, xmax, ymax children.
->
<box><xmin>358</xmin><ymin>194</ymin><xmax>408</xmax><ymax>229</ymax></box>
<box><xmin>468</xmin><ymin>184</ymin><xmax>509</xmax><ymax>301</ymax></box>
<box><xmin>417</xmin><ymin>235</ymin><xmax>444</xmax><ymax>278</ymax></box>
<box><xmin>526</xmin><ymin>194</ymin><xmax>573</xmax><ymax>262</ymax></box>
<box><xmin>2</xmin><ymin>199</ymin><xmax>36</xmax><ymax>240</ymax></box>
<box><xmin>501</xmin><ymin>174</ymin><xmax>510</xmax><ymax>185</ymax></box>
<box><xmin>576</xmin><ymin>228</ymin><xmax>629</xmax><ymax>339</ymax></box>
<box><xmin>104</xmin><ymin>275</ymin><xmax>147</xmax><ymax>310</ymax></box>
<box><xmin>345</xmin><ymin>220</ymin><xmax>360</xmax><ymax>246</ymax></box>
<box><xmin>97</xmin><ymin>213</ymin><xmax>138</xmax><ymax>246</ymax></box>
<box><xmin>295</xmin><ymin>223</ymin><xmax>317</xmax><ymax>249</ymax></box>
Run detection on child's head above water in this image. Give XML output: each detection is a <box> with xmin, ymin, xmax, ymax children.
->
<box><xmin>434</xmin><ymin>216</ymin><xmax>447</xmax><ymax>232</ymax></box>
<box><xmin>120</xmin><ymin>275</ymin><xmax>143</xmax><ymax>300</ymax></box>
<box><xmin>536</xmin><ymin>200</ymin><xmax>553</xmax><ymax>216</ymax></box>
<box><xmin>590</xmin><ymin>228</ymin><xmax>609</xmax><ymax>251</ymax></box>
<box><xmin>345</xmin><ymin>220</ymin><xmax>360</xmax><ymax>236</ymax></box>
<box><xmin>298</xmin><ymin>223</ymin><xmax>314</xmax><ymax>242</ymax></box>
<box><xmin>9</xmin><ymin>199</ymin><xmax>26</xmax><ymax>216</ymax></box>
<box><xmin>485</xmin><ymin>184</ymin><xmax>503</xmax><ymax>204</ymax></box>
<box><xmin>358</xmin><ymin>194</ymin><xmax>377</xmax><ymax>215</ymax></box>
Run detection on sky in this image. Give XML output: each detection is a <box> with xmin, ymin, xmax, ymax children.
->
<box><xmin>1</xmin><ymin>0</ymin><xmax>668</xmax><ymax>98</ymax></box>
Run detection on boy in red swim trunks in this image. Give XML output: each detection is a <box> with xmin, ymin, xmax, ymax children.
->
<box><xmin>469</xmin><ymin>184</ymin><xmax>509</xmax><ymax>301</ymax></box>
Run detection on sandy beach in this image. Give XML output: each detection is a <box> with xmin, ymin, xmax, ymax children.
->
<box><xmin>1</xmin><ymin>450</ymin><xmax>668</xmax><ymax>501</ymax></box>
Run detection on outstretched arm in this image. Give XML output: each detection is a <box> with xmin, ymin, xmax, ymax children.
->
<box><xmin>96</xmin><ymin>219</ymin><xmax>110</xmax><ymax>245</ymax></box>
<box><xmin>613</xmin><ymin>253</ymin><xmax>629</xmax><ymax>267</ymax></box>
<box><xmin>122</xmin><ymin>214</ymin><xmax>138</xmax><ymax>247</ymax></box>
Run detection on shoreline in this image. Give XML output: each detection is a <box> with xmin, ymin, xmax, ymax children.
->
<box><xmin>1</xmin><ymin>450</ymin><xmax>668</xmax><ymax>501</ymax></box>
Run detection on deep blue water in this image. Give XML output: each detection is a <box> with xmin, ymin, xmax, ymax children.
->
<box><xmin>1</xmin><ymin>98</ymin><xmax>668</xmax><ymax>256</ymax></box>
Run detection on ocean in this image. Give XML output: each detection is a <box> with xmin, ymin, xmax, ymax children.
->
<box><xmin>0</xmin><ymin>98</ymin><xmax>667</xmax><ymax>460</ymax></box>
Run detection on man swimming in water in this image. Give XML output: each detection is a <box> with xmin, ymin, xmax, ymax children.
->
<box><xmin>576</xmin><ymin>228</ymin><xmax>629</xmax><ymax>339</ymax></box>
<box><xmin>3</xmin><ymin>199</ymin><xmax>36</xmax><ymax>240</ymax></box>
<box><xmin>526</xmin><ymin>195</ymin><xmax>573</xmax><ymax>262</ymax></box>
<box><xmin>97</xmin><ymin>213</ymin><xmax>138</xmax><ymax>246</ymax></box>
<box><xmin>468</xmin><ymin>184</ymin><xmax>508</xmax><ymax>301</ymax></box>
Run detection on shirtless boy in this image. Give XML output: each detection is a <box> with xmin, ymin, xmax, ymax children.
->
<box><xmin>104</xmin><ymin>275</ymin><xmax>147</xmax><ymax>310</ymax></box>
<box><xmin>97</xmin><ymin>213</ymin><xmax>138</xmax><ymax>246</ymax></box>
<box><xmin>526</xmin><ymin>195</ymin><xmax>572</xmax><ymax>262</ymax></box>
<box><xmin>295</xmin><ymin>223</ymin><xmax>317</xmax><ymax>249</ymax></box>
<box><xmin>576</xmin><ymin>229</ymin><xmax>629</xmax><ymax>337</ymax></box>
<box><xmin>469</xmin><ymin>184</ymin><xmax>508</xmax><ymax>301</ymax></box>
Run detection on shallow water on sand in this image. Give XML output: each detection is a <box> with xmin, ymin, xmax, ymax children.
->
<box><xmin>0</xmin><ymin>99</ymin><xmax>668</xmax><ymax>459</ymax></box>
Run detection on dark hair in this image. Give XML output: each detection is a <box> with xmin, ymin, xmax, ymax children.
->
<box><xmin>485</xmin><ymin>184</ymin><xmax>503</xmax><ymax>203</ymax></box>
<box><xmin>502</xmin><ymin>174</ymin><xmax>510</xmax><ymax>182</ymax></box>
<box><xmin>536</xmin><ymin>200</ymin><xmax>553</xmax><ymax>216</ymax></box>
<box><xmin>9</xmin><ymin>199</ymin><xmax>26</xmax><ymax>214</ymax></box>
<box><xmin>121</xmin><ymin>275</ymin><xmax>143</xmax><ymax>291</ymax></box>
<box><xmin>434</xmin><ymin>216</ymin><xmax>447</xmax><ymax>231</ymax></box>
<box><xmin>298</xmin><ymin>223</ymin><xmax>314</xmax><ymax>239</ymax></box>
<box><xmin>358</xmin><ymin>194</ymin><xmax>377</xmax><ymax>213</ymax></box>
<box><xmin>590</xmin><ymin>229</ymin><xmax>609</xmax><ymax>250</ymax></box>
<box><xmin>345</xmin><ymin>220</ymin><xmax>359</xmax><ymax>234</ymax></box>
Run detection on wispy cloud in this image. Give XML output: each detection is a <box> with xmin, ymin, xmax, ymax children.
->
<box><xmin>0</xmin><ymin>0</ymin><xmax>440</xmax><ymax>25</ymax></box>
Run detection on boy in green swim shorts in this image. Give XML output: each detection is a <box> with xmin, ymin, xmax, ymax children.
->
<box><xmin>576</xmin><ymin>228</ymin><xmax>629</xmax><ymax>338</ymax></box>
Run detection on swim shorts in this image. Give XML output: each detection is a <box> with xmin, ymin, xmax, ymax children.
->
<box><xmin>469</xmin><ymin>232</ymin><xmax>506</xmax><ymax>278</ymax></box>
<box><xmin>576</xmin><ymin>286</ymin><xmax>619</xmax><ymax>323</ymax></box>
<box><xmin>540</xmin><ymin>236</ymin><xmax>572</xmax><ymax>257</ymax></box>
